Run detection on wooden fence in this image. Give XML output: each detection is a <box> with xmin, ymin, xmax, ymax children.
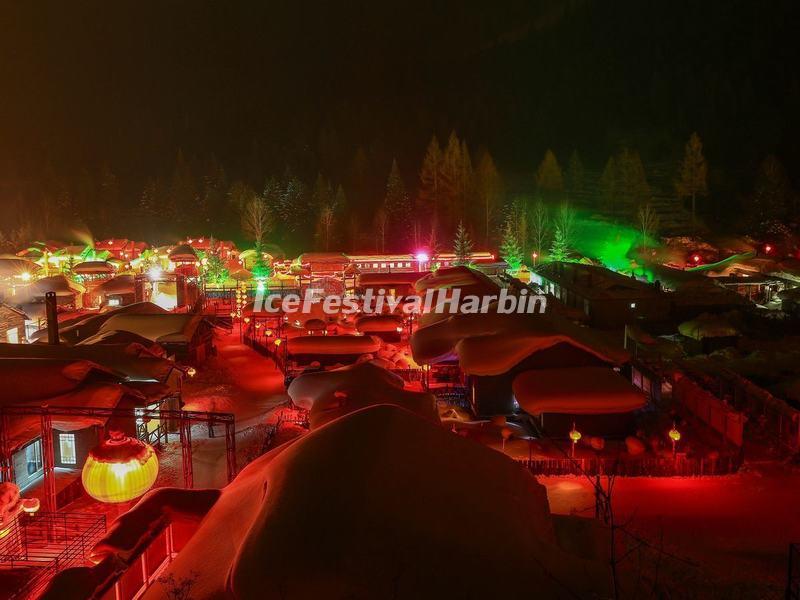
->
<box><xmin>517</xmin><ymin>454</ymin><xmax>741</xmax><ymax>477</ymax></box>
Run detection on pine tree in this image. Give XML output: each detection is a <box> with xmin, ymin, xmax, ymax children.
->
<box><xmin>500</xmin><ymin>217</ymin><xmax>523</xmax><ymax>271</ymax></box>
<box><xmin>617</xmin><ymin>149</ymin><xmax>650</xmax><ymax>213</ymax></box>
<box><xmin>452</xmin><ymin>220</ymin><xmax>473</xmax><ymax>266</ymax></box>
<box><xmin>566</xmin><ymin>150</ymin><xmax>585</xmax><ymax>202</ymax></box>
<box><xmin>440</xmin><ymin>131</ymin><xmax>463</xmax><ymax>232</ymax></box>
<box><xmin>750</xmin><ymin>155</ymin><xmax>793</xmax><ymax>229</ymax></box>
<box><xmin>599</xmin><ymin>156</ymin><xmax>618</xmax><ymax>213</ymax></box>
<box><xmin>675</xmin><ymin>132</ymin><xmax>708</xmax><ymax>223</ymax></box>
<box><xmin>475</xmin><ymin>150</ymin><xmax>503</xmax><ymax>247</ymax></box>
<box><xmin>530</xmin><ymin>199</ymin><xmax>549</xmax><ymax>258</ymax></box>
<box><xmin>418</xmin><ymin>135</ymin><xmax>443</xmax><ymax>233</ymax></box>
<box><xmin>549</xmin><ymin>227</ymin><xmax>569</xmax><ymax>262</ymax></box>
<box><xmin>384</xmin><ymin>159</ymin><xmax>410</xmax><ymax>249</ymax></box>
<box><xmin>535</xmin><ymin>149</ymin><xmax>564</xmax><ymax>200</ymax></box>
<box><xmin>203</xmin><ymin>236</ymin><xmax>230</xmax><ymax>286</ymax></box>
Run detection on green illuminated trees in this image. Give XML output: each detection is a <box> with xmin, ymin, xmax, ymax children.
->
<box><xmin>500</xmin><ymin>218</ymin><xmax>523</xmax><ymax>271</ymax></box>
<box><xmin>203</xmin><ymin>237</ymin><xmax>229</xmax><ymax>286</ymax></box>
<box><xmin>675</xmin><ymin>132</ymin><xmax>708</xmax><ymax>223</ymax></box>
<box><xmin>452</xmin><ymin>221</ymin><xmax>473</xmax><ymax>266</ymax></box>
<box><xmin>637</xmin><ymin>203</ymin><xmax>659</xmax><ymax>250</ymax></box>
<box><xmin>549</xmin><ymin>203</ymin><xmax>575</xmax><ymax>262</ymax></box>
<box><xmin>549</xmin><ymin>227</ymin><xmax>569</xmax><ymax>262</ymax></box>
<box><xmin>531</xmin><ymin>199</ymin><xmax>549</xmax><ymax>258</ymax></box>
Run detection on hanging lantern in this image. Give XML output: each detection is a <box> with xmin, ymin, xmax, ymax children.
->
<box><xmin>82</xmin><ymin>432</ymin><xmax>159</xmax><ymax>503</ymax></box>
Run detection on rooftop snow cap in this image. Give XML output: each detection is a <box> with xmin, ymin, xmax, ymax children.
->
<box><xmin>287</xmin><ymin>361</ymin><xmax>438</xmax><ymax>429</ymax></box>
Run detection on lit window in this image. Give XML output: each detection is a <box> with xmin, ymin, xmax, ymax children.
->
<box><xmin>59</xmin><ymin>433</ymin><xmax>77</xmax><ymax>465</ymax></box>
<box><xmin>25</xmin><ymin>440</ymin><xmax>42</xmax><ymax>476</ymax></box>
<box><xmin>373</xmin><ymin>263</ymin><xmax>378</xmax><ymax>269</ymax></box>
<box><xmin>5</xmin><ymin>328</ymin><xmax>19</xmax><ymax>344</ymax></box>
<box><xmin>389</xmin><ymin>263</ymin><xmax>395</xmax><ymax>268</ymax></box>
<box><xmin>630</xmin><ymin>302</ymin><xmax>637</xmax><ymax>309</ymax></box>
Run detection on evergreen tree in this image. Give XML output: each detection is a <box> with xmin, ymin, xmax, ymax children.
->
<box><xmin>554</xmin><ymin>202</ymin><xmax>576</xmax><ymax>251</ymax></box>
<box><xmin>440</xmin><ymin>131</ymin><xmax>464</xmax><ymax>232</ymax></box>
<box><xmin>169</xmin><ymin>150</ymin><xmax>197</xmax><ymax>228</ymax></box>
<box><xmin>418</xmin><ymin>135</ymin><xmax>443</xmax><ymax>226</ymax></box>
<box><xmin>475</xmin><ymin>150</ymin><xmax>503</xmax><ymax>247</ymax></box>
<box><xmin>384</xmin><ymin>159</ymin><xmax>410</xmax><ymax>249</ymax></box>
<box><xmin>138</xmin><ymin>178</ymin><xmax>160</xmax><ymax>236</ymax></box>
<box><xmin>500</xmin><ymin>217</ymin><xmax>523</xmax><ymax>271</ymax></box>
<box><xmin>750</xmin><ymin>155</ymin><xmax>793</xmax><ymax>229</ymax></box>
<box><xmin>566</xmin><ymin>150</ymin><xmax>585</xmax><ymax>202</ymax></box>
<box><xmin>530</xmin><ymin>199</ymin><xmax>549</xmax><ymax>258</ymax></box>
<box><xmin>203</xmin><ymin>236</ymin><xmax>230</xmax><ymax>286</ymax></box>
<box><xmin>374</xmin><ymin>207</ymin><xmax>389</xmax><ymax>253</ymax></box>
<box><xmin>452</xmin><ymin>220</ymin><xmax>473</xmax><ymax>266</ymax></box>
<box><xmin>549</xmin><ymin>227</ymin><xmax>569</xmax><ymax>262</ymax></box>
<box><xmin>599</xmin><ymin>156</ymin><xmax>618</xmax><ymax>213</ymax></box>
<box><xmin>535</xmin><ymin>149</ymin><xmax>564</xmax><ymax>200</ymax></box>
<box><xmin>617</xmin><ymin>148</ymin><xmax>650</xmax><ymax>213</ymax></box>
<box><xmin>675</xmin><ymin>132</ymin><xmax>708</xmax><ymax>223</ymax></box>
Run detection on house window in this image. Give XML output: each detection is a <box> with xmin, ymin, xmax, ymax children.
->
<box><xmin>6</xmin><ymin>327</ymin><xmax>19</xmax><ymax>344</ymax></box>
<box><xmin>25</xmin><ymin>440</ymin><xmax>43</xmax><ymax>476</ymax></box>
<box><xmin>59</xmin><ymin>433</ymin><xmax>77</xmax><ymax>465</ymax></box>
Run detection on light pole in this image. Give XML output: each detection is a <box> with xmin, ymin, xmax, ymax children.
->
<box><xmin>569</xmin><ymin>422</ymin><xmax>581</xmax><ymax>458</ymax></box>
<box><xmin>668</xmin><ymin>421</ymin><xmax>681</xmax><ymax>457</ymax></box>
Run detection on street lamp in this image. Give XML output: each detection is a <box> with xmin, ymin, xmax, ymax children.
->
<box><xmin>668</xmin><ymin>422</ymin><xmax>681</xmax><ymax>456</ymax></box>
<box><xmin>569</xmin><ymin>422</ymin><xmax>581</xmax><ymax>458</ymax></box>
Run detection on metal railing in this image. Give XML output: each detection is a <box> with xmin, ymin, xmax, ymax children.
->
<box><xmin>0</xmin><ymin>511</ymin><xmax>106</xmax><ymax>599</ymax></box>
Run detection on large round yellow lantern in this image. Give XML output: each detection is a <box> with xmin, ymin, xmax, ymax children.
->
<box><xmin>82</xmin><ymin>432</ymin><xmax>159</xmax><ymax>503</ymax></box>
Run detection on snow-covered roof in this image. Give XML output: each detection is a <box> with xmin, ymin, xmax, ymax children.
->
<box><xmin>30</xmin><ymin>302</ymin><xmax>169</xmax><ymax>343</ymax></box>
<box><xmin>0</xmin><ymin>256</ymin><xmax>40</xmax><ymax>278</ymax></box>
<box><xmin>355</xmin><ymin>314</ymin><xmax>404</xmax><ymax>333</ymax></box>
<box><xmin>94</xmin><ymin>314</ymin><xmax>204</xmax><ymax>344</ymax></box>
<box><xmin>414</xmin><ymin>265</ymin><xmax>499</xmax><ymax>296</ymax></box>
<box><xmin>77</xmin><ymin>404</ymin><xmax>608</xmax><ymax>599</ymax></box>
<box><xmin>168</xmin><ymin>244</ymin><xmax>197</xmax><ymax>262</ymax></box>
<box><xmin>73</xmin><ymin>260</ymin><xmax>115</xmax><ymax>274</ymax></box>
<box><xmin>539</xmin><ymin>262</ymin><xmax>659</xmax><ymax>300</ymax></box>
<box><xmin>0</xmin><ymin>344</ymin><xmax>178</xmax><ymax>385</ymax></box>
<box><xmin>0</xmin><ymin>358</ymin><xmax>121</xmax><ymax>404</ymax></box>
<box><xmin>286</xmin><ymin>334</ymin><xmax>381</xmax><ymax>356</ymax></box>
<box><xmin>411</xmin><ymin>310</ymin><xmax>628</xmax><ymax>371</ymax></box>
<box><xmin>94</xmin><ymin>274</ymin><xmax>136</xmax><ymax>295</ymax></box>
<box><xmin>357</xmin><ymin>272</ymin><xmax>424</xmax><ymax>286</ymax></box>
<box><xmin>287</xmin><ymin>362</ymin><xmax>438</xmax><ymax>428</ymax></box>
<box><xmin>3</xmin><ymin>382</ymin><xmax>135</xmax><ymax>453</ymax></box>
<box><xmin>512</xmin><ymin>367</ymin><xmax>646</xmax><ymax>415</ymax></box>
<box><xmin>28</xmin><ymin>275</ymin><xmax>86</xmax><ymax>297</ymax></box>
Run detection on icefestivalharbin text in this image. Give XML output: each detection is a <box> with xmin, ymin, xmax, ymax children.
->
<box><xmin>252</xmin><ymin>288</ymin><xmax>547</xmax><ymax>316</ymax></box>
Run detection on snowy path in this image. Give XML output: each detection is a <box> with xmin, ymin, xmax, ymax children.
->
<box><xmin>163</xmin><ymin>331</ymin><xmax>289</xmax><ymax>488</ymax></box>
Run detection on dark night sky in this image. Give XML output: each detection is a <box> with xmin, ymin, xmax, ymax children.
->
<box><xmin>1</xmin><ymin>0</ymin><xmax>799</xmax><ymax>192</ymax></box>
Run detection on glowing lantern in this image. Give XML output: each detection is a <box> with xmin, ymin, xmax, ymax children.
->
<box><xmin>82</xmin><ymin>432</ymin><xmax>159</xmax><ymax>503</ymax></box>
<box><xmin>186</xmin><ymin>367</ymin><xmax>197</xmax><ymax>378</ymax></box>
<box><xmin>764</xmin><ymin>244</ymin><xmax>773</xmax><ymax>254</ymax></box>
<box><xmin>691</xmin><ymin>254</ymin><xmax>701</xmax><ymax>264</ymax></box>
<box><xmin>244</xmin><ymin>317</ymin><xmax>251</xmax><ymax>324</ymax></box>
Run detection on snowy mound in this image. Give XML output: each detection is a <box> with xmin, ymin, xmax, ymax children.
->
<box><xmin>412</xmin><ymin>310</ymin><xmax>627</xmax><ymax>373</ymax></box>
<box><xmin>513</xmin><ymin>367</ymin><xmax>646</xmax><ymax>415</ymax></box>
<box><xmin>127</xmin><ymin>405</ymin><xmax>607</xmax><ymax>599</ymax></box>
<box><xmin>287</xmin><ymin>361</ymin><xmax>438</xmax><ymax>428</ymax></box>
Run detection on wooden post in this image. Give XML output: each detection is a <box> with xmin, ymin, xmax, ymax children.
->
<box><xmin>179</xmin><ymin>414</ymin><xmax>193</xmax><ymax>489</ymax></box>
<box><xmin>225</xmin><ymin>421</ymin><xmax>237</xmax><ymax>483</ymax></box>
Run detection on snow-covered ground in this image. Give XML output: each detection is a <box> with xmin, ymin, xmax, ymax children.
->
<box><xmin>542</xmin><ymin>463</ymin><xmax>800</xmax><ymax>597</ymax></box>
